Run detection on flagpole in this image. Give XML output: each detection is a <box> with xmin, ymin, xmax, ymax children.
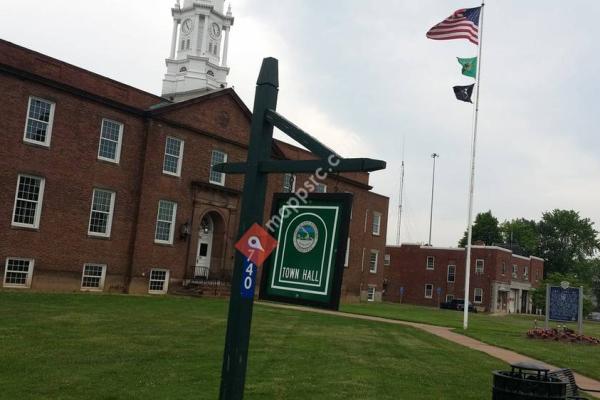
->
<box><xmin>428</xmin><ymin>153</ymin><xmax>439</xmax><ymax>246</ymax></box>
<box><xmin>463</xmin><ymin>1</ymin><xmax>485</xmax><ymax>330</ymax></box>
<box><xmin>396</xmin><ymin>136</ymin><xmax>406</xmax><ymax>245</ymax></box>
<box><xmin>396</xmin><ymin>160</ymin><xmax>405</xmax><ymax>245</ymax></box>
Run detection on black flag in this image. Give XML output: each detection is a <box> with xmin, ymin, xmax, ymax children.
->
<box><xmin>453</xmin><ymin>84</ymin><xmax>474</xmax><ymax>103</ymax></box>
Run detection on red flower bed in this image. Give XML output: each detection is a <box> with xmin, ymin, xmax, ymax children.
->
<box><xmin>526</xmin><ymin>327</ymin><xmax>600</xmax><ymax>345</ymax></box>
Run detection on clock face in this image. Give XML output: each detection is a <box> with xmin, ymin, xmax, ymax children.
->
<box><xmin>182</xmin><ymin>18</ymin><xmax>193</xmax><ymax>35</ymax></box>
<box><xmin>209</xmin><ymin>22</ymin><xmax>221</xmax><ymax>39</ymax></box>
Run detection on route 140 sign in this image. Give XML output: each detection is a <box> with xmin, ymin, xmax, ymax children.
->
<box><xmin>259</xmin><ymin>193</ymin><xmax>352</xmax><ymax>310</ymax></box>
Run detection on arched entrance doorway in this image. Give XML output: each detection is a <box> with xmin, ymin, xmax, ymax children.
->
<box><xmin>195</xmin><ymin>215</ymin><xmax>214</xmax><ymax>278</ymax></box>
<box><xmin>194</xmin><ymin>211</ymin><xmax>226</xmax><ymax>280</ymax></box>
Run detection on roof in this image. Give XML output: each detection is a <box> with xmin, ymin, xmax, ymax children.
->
<box><xmin>148</xmin><ymin>87</ymin><xmax>251</xmax><ymax>119</ymax></box>
<box><xmin>0</xmin><ymin>39</ymin><xmax>164</xmax><ymax>110</ymax></box>
<box><xmin>1</xmin><ymin>39</ymin><xmax>382</xmax><ymax>192</ymax></box>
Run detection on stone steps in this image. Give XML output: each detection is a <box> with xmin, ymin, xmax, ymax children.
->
<box><xmin>173</xmin><ymin>280</ymin><xmax>232</xmax><ymax>298</ymax></box>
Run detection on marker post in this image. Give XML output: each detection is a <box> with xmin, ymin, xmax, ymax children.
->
<box><xmin>218</xmin><ymin>59</ymin><xmax>279</xmax><ymax>400</ymax></box>
<box><xmin>215</xmin><ymin>58</ymin><xmax>386</xmax><ymax>400</ymax></box>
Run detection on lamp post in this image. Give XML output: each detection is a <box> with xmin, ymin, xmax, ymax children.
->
<box><xmin>428</xmin><ymin>153</ymin><xmax>439</xmax><ymax>246</ymax></box>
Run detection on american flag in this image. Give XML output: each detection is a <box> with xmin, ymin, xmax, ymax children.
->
<box><xmin>426</xmin><ymin>7</ymin><xmax>481</xmax><ymax>45</ymax></box>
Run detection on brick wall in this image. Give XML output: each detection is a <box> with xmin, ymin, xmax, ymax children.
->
<box><xmin>0</xmin><ymin>40</ymin><xmax>389</xmax><ymax>301</ymax></box>
<box><xmin>0</xmin><ymin>74</ymin><xmax>147</xmax><ymax>292</ymax></box>
<box><xmin>384</xmin><ymin>244</ymin><xmax>544</xmax><ymax>312</ymax></box>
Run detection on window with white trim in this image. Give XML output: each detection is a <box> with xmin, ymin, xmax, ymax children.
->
<box><xmin>81</xmin><ymin>264</ymin><xmax>107</xmax><ymax>290</ymax></box>
<box><xmin>163</xmin><ymin>136</ymin><xmax>184</xmax><ymax>176</ymax></box>
<box><xmin>97</xmin><ymin>119</ymin><xmax>123</xmax><ymax>163</ymax></box>
<box><xmin>88</xmin><ymin>189</ymin><xmax>115</xmax><ymax>237</ymax></box>
<box><xmin>425</xmin><ymin>284</ymin><xmax>433</xmax><ymax>299</ymax></box>
<box><xmin>447</xmin><ymin>264</ymin><xmax>456</xmax><ymax>282</ymax></box>
<box><xmin>372</xmin><ymin>212</ymin><xmax>381</xmax><ymax>235</ymax></box>
<box><xmin>344</xmin><ymin>237</ymin><xmax>350</xmax><ymax>268</ymax></box>
<box><xmin>149</xmin><ymin>269</ymin><xmax>169</xmax><ymax>294</ymax></box>
<box><xmin>283</xmin><ymin>173</ymin><xmax>295</xmax><ymax>193</ymax></box>
<box><xmin>209</xmin><ymin>150</ymin><xmax>227</xmax><ymax>185</ymax></box>
<box><xmin>475</xmin><ymin>259</ymin><xmax>484</xmax><ymax>274</ymax></box>
<box><xmin>426</xmin><ymin>256</ymin><xmax>435</xmax><ymax>270</ymax></box>
<box><xmin>367</xmin><ymin>286</ymin><xmax>375</xmax><ymax>302</ymax></box>
<box><xmin>524</xmin><ymin>265</ymin><xmax>529</xmax><ymax>280</ymax></box>
<box><xmin>474</xmin><ymin>288</ymin><xmax>483</xmax><ymax>303</ymax></box>
<box><xmin>501</xmin><ymin>262</ymin><xmax>506</xmax><ymax>275</ymax></box>
<box><xmin>384</xmin><ymin>254</ymin><xmax>391</xmax><ymax>266</ymax></box>
<box><xmin>314</xmin><ymin>183</ymin><xmax>327</xmax><ymax>193</ymax></box>
<box><xmin>512</xmin><ymin>264</ymin><xmax>518</xmax><ymax>278</ymax></box>
<box><xmin>369</xmin><ymin>250</ymin><xmax>378</xmax><ymax>273</ymax></box>
<box><xmin>23</xmin><ymin>96</ymin><xmax>55</xmax><ymax>146</ymax></box>
<box><xmin>12</xmin><ymin>175</ymin><xmax>45</xmax><ymax>229</ymax></box>
<box><xmin>154</xmin><ymin>200</ymin><xmax>177</xmax><ymax>244</ymax></box>
<box><xmin>445</xmin><ymin>294</ymin><xmax>454</xmax><ymax>302</ymax></box>
<box><xmin>3</xmin><ymin>258</ymin><xmax>34</xmax><ymax>288</ymax></box>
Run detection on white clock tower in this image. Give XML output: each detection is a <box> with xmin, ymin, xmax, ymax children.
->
<box><xmin>162</xmin><ymin>0</ymin><xmax>234</xmax><ymax>101</ymax></box>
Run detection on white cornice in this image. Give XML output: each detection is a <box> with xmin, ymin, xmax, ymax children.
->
<box><xmin>470</xmin><ymin>245</ymin><xmax>513</xmax><ymax>254</ymax></box>
<box><xmin>165</xmin><ymin>56</ymin><xmax>230</xmax><ymax>72</ymax></box>
<box><xmin>509</xmin><ymin>281</ymin><xmax>533</xmax><ymax>290</ymax></box>
<box><xmin>174</xmin><ymin>5</ymin><xmax>234</xmax><ymax>23</ymax></box>
<box><xmin>385</xmin><ymin>244</ymin><xmax>543</xmax><ymax>263</ymax></box>
<box><xmin>419</xmin><ymin>246</ymin><xmax>465</xmax><ymax>252</ymax></box>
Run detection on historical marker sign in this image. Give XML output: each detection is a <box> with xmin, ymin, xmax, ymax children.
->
<box><xmin>548</xmin><ymin>286</ymin><xmax>580</xmax><ymax>322</ymax></box>
<box><xmin>260</xmin><ymin>193</ymin><xmax>352</xmax><ymax>310</ymax></box>
<box><xmin>545</xmin><ymin>283</ymin><xmax>584</xmax><ymax>334</ymax></box>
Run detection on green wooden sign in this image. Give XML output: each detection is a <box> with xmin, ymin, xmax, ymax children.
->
<box><xmin>260</xmin><ymin>193</ymin><xmax>352</xmax><ymax>310</ymax></box>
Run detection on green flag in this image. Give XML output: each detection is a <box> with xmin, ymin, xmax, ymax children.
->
<box><xmin>457</xmin><ymin>57</ymin><xmax>477</xmax><ymax>78</ymax></box>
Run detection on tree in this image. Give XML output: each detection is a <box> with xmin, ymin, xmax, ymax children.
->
<box><xmin>500</xmin><ymin>218</ymin><xmax>539</xmax><ymax>257</ymax></box>
<box><xmin>459</xmin><ymin>210</ymin><xmax>502</xmax><ymax>247</ymax></box>
<box><xmin>573</xmin><ymin>258</ymin><xmax>600</xmax><ymax>311</ymax></box>
<box><xmin>537</xmin><ymin>209</ymin><xmax>600</xmax><ymax>276</ymax></box>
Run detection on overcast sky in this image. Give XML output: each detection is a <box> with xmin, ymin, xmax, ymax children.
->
<box><xmin>2</xmin><ymin>1</ymin><xmax>599</xmax><ymax>248</ymax></box>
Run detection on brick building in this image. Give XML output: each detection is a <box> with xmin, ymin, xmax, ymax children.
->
<box><xmin>383</xmin><ymin>244</ymin><xmax>544</xmax><ymax>313</ymax></box>
<box><xmin>0</xmin><ymin>38</ymin><xmax>388</xmax><ymax>301</ymax></box>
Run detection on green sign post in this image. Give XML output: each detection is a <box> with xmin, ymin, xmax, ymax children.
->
<box><xmin>214</xmin><ymin>57</ymin><xmax>385</xmax><ymax>400</ymax></box>
<box><xmin>260</xmin><ymin>193</ymin><xmax>352</xmax><ymax>309</ymax></box>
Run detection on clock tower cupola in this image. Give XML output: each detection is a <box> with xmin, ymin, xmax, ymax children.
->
<box><xmin>162</xmin><ymin>0</ymin><xmax>234</xmax><ymax>101</ymax></box>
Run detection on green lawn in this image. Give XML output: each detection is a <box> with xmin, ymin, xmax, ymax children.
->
<box><xmin>0</xmin><ymin>292</ymin><xmax>506</xmax><ymax>400</ymax></box>
<box><xmin>341</xmin><ymin>302</ymin><xmax>600</xmax><ymax>381</ymax></box>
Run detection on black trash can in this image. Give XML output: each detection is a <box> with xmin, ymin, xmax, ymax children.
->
<box><xmin>492</xmin><ymin>362</ymin><xmax>567</xmax><ymax>399</ymax></box>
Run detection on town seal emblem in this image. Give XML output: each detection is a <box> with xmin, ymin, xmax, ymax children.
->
<box><xmin>293</xmin><ymin>221</ymin><xmax>318</xmax><ymax>253</ymax></box>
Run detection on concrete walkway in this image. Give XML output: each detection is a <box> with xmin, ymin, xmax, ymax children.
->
<box><xmin>258</xmin><ymin>302</ymin><xmax>600</xmax><ymax>399</ymax></box>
